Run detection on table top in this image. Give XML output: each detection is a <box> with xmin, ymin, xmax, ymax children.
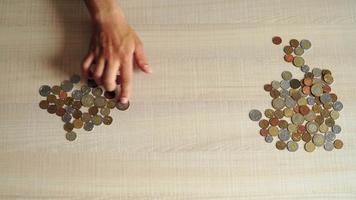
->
<box><xmin>1</xmin><ymin>0</ymin><xmax>356</xmax><ymax>199</ymax></box>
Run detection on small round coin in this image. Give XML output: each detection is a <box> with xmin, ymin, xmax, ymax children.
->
<box><xmin>71</xmin><ymin>89</ymin><xmax>83</xmax><ymax>100</ymax></box>
<box><xmin>324</xmin><ymin>142</ymin><xmax>334</xmax><ymax>151</ymax></box>
<box><xmin>249</xmin><ymin>109</ymin><xmax>262</xmax><ymax>121</ymax></box>
<box><xmin>103</xmin><ymin>115</ymin><xmax>113</xmax><ymax>125</ymax></box>
<box><xmin>304</xmin><ymin>142</ymin><xmax>316</xmax><ymax>152</ymax></box>
<box><xmin>287</xmin><ymin>141</ymin><xmax>298</xmax><ymax>152</ymax></box>
<box><xmin>272</xmin><ymin>36</ymin><xmax>282</xmax><ymax>45</ymax></box>
<box><xmin>92</xmin><ymin>87</ymin><xmax>103</xmax><ymax>97</ymax></box>
<box><xmin>51</xmin><ymin>85</ymin><xmax>62</xmax><ymax>95</ymax></box>
<box><xmin>60</xmin><ymin>80</ymin><xmax>74</xmax><ymax>92</ymax></box>
<box><xmin>276</xmin><ymin>140</ymin><xmax>287</xmax><ymax>150</ymax></box>
<box><xmin>84</xmin><ymin>122</ymin><xmax>94</xmax><ymax>131</ymax></box>
<box><xmin>70</xmin><ymin>74</ymin><xmax>81</xmax><ymax>84</ymax></box>
<box><xmin>289</xmin><ymin>39</ymin><xmax>299</xmax><ymax>48</ymax></box>
<box><xmin>332</xmin><ymin>125</ymin><xmax>342</xmax><ymax>134</ymax></box>
<box><xmin>81</xmin><ymin>94</ymin><xmax>95</xmax><ymax>107</ymax></box>
<box><xmin>73</xmin><ymin>119</ymin><xmax>84</xmax><ymax>129</ymax></box>
<box><xmin>39</xmin><ymin>100</ymin><xmax>49</xmax><ymax>109</ymax></box>
<box><xmin>81</xmin><ymin>85</ymin><xmax>91</xmax><ymax>95</ymax></box>
<box><xmin>63</xmin><ymin>122</ymin><xmax>74</xmax><ymax>132</ymax></box>
<box><xmin>62</xmin><ymin>113</ymin><xmax>72</xmax><ymax>123</ymax></box>
<box><xmin>293</xmin><ymin>56</ymin><xmax>305</xmax><ymax>67</ymax></box>
<box><xmin>281</xmin><ymin>71</ymin><xmax>293</xmax><ymax>80</ymax></box>
<box><xmin>300</xmin><ymin>39</ymin><xmax>311</xmax><ymax>50</ymax></box>
<box><xmin>283</xmin><ymin>46</ymin><xmax>294</xmax><ymax>54</ymax></box>
<box><xmin>47</xmin><ymin>105</ymin><xmax>57</xmax><ymax>114</ymax></box>
<box><xmin>294</xmin><ymin>47</ymin><xmax>304</xmax><ymax>56</ymax></box>
<box><xmin>100</xmin><ymin>107</ymin><xmax>110</xmax><ymax>116</ymax></box>
<box><xmin>116</xmin><ymin>101</ymin><xmax>130</xmax><ymax>111</ymax></box>
<box><xmin>333</xmin><ymin>101</ymin><xmax>343</xmax><ymax>111</ymax></box>
<box><xmin>39</xmin><ymin>85</ymin><xmax>51</xmax><ymax>97</ymax></box>
<box><xmin>92</xmin><ymin>115</ymin><xmax>103</xmax><ymax>126</ymax></box>
<box><xmin>65</xmin><ymin>131</ymin><xmax>77</xmax><ymax>141</ymax></box>
<box><xmin>265</xmin><ymin>135</ymin><xmax>273</xmax><ymax>143</ymax></box>
<box><xmin>104</xmin><ymin>91</ymin><xmax>116</xmax><ymax>99</ymax></box>
<box><xmin>312</xmin><ymin>134</ymin><xmax>325</xmax><ymax>147</ymax></box>
<box><xmin>333</xmin><ymin>139</ymin><xmax>343</xmax><ymax>149</ymax></box>
<box><xmin>94</xmin><ymin>96</ymin><xmax>107</xmax><ymax>108</ymax></box>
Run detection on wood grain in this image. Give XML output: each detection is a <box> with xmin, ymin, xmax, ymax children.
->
<box><xmin>0</xmin><ymin>0</ymin><xmax>356</xmax><ymax>199</ymax></box>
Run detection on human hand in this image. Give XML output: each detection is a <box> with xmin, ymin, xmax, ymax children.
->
<box><xmin>82</xmin><ymin>1</ymin><xmax>152</xmax><ymax>104</ymax></box>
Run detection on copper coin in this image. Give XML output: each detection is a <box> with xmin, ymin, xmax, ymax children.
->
<box><xmin>284</xmin><ymin>54</ymin><xmax>294</xmax><ymax>62</ymax></box>
<box><xmin>330</xmin><ymin>93</ymin><xmax>338</xmax><ymax>102</ymax></box>
<box><xmin>272</xmin><ymin>36</ymin><xmax>282</xmax><ymax>45</ymax></box>
<box><xmin>292</xmin><ymin>132</ymin><xmax>302</xmax><ymax>142</ymax></box>
<box><xmin>39</xmin><ymin>100</ymin><xmax>49</xmax><ymax>109</ymax></box>
<box><xmin>312</xmin><ymin>105</ymin><xmax>322</xmax><ymax>113</ymax></box>
<box><xmin>264</xmin><ymin>84</ymin><xmax>272</xmax><ymax>92</ymax></box>
<box><xmin>278</xmin><ymin>120</ymin><xmax>288</xmax><ymax>129</ymax></box>
<box><xmin>323</xmin><ymin>85</ymin><xmax>331</xmax><ymax>93</ymax></box>
<box><xmin>270</xmin><ymin>89</ymin><xmax>280</xmax><ymax>99</ymax></box>
<box><xmin>283</xmin><ymin>46</ymin><xmax>294</xmax><ymax>54</ymax></box>
<box><xmin>293</xmin><ymin>105</ymin><xmax>300</xmax><ymax>113</ymax></box>
<box><xmin>325</xmin><ymin>118</ymin><xmax>335</xmax><ymax>127</ymax></box>
<box><xmin>260</xmin><ymin>129</ymin><xmax>269</xmax><ymax>137</ymax></box>
<box><xmin>47</xmin><ymin>104</ymin><xmax>57</xmax><ymax>114</ymax></box>
<box><xmin>89</xmin><ymin>106</ymin><xmax>99</xmax><ymax>115</ymax></box>
<box><xmin>299</xmin><ymin>105</ymin><xmax>310</xmax><ymax>115</ymax></box>
<box><xmin>302</xmin><ymin>132</ymin><xmax>312</xmax><ymax>142</ymax></box>
<box><xmin>302</xmin><ymin>86</ymin><xmax>311</xmax><ymax>95</ymax></box>
<box><xmin>274</xmin><ymin>109</ymin><xmax>284</xmax><ymax>119</ymax></box>
<box><xmin>290</xmin><ymin>79</ymin><xmax>301</xmax><ymax>89</ymax></box>
<box><xmin>259</xmin><ymin>119</ymin><xmax>269</xmax><ymax>129</ymax></box>
<box><xmin>334</xmin><ymin>139</ymin><xmax>343</xmax><ymax>149</ymax></box>
<box><xmin>269</xmin><ymin>117</ymin><xmax>279</xmax><ymax>126</ymax></box>
<box><xmin>289</xmin><ymin>39</ymin><xmax>299</xmax><ymax>48</ymax></box>
<box><xmin>72</xmin><ymin>109</ymin><xmax>82</xmax><ymax>119</ymax></box>
<box><xmin>56</xmin><ymin>107</ymin><xmax>66</xmax><ymax>117</ymax></box>
<box><xmin>314</xmin><ymin>97</ymin><xmax>321</xmax><ymax>105</ymax></box>
<box><xmin>314</xmin><ymin>115</ymin><xmax>324</xmax><ymax>125</ymax></box>
<box><xmin>73</xmin><ymin>119</ymin><xmax>84</xmax><ymax>129</ymax></box>
<box><xmin>104</xmin><ymin>91</ymin><xmax>116</xmax><ymax>99</ymax></box>
<box><xmin>47</xmin><ymin>94</ymin><xmax>56</xmax><ymax>103</ymax></box>
<box><xmin>59</xmin><ymin>90</ymin><xmax>67</xmax><ymax>100</ymax></box>
<box><xmin>297</xmin><ymin>125</ymin><xmax>306</xmax><ymax>134</ymax></box>
<box><xmin>72</xmin><ymin>101</ymin><xmax>82</xmax><ymax>110</ymax></box>
<box><xmin>51</xmin><ymin>85</ymin><xmax>62</xmax><ymax>95</ymax></box>
<box><xmin>63</xmin><ymin>122</ymin><xmax>74</xmax><ymax>132</ymax></box>
<box><xmin>103</xmin><ymin>115</ymin><xmax>113</xmax><ymax>125</ymax></box>
<box><xmin>64</xmin><ymin>96</ymin><xmax>74</xmax><ymax>105</ymax></box>
<box><xmin>276</xmin><ymin>140</ymin><xmax>287</xmax><ymax>150</ymax></box>
<box><xmin>303</xmin><ymin>78</ymin><xmax>313</xmax><ymax>86</ymax></box>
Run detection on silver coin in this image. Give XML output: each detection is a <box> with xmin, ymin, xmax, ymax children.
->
<box><xmin>312</xmin><ymin>134</ymin><xmax>325</xmax><ymax>147</ymax></box>
<box><xmin>60</xmin><ymin>80</ymin><xmax>74</xmax><ymax>92</ymax></box>
<box><xmin>81</xmin><ymin>85</ymin><xmax>91</xmax><ymax>95</ymax></box>
<box><xmin>320</xmin><ymin>93</ymin><xmax>332</xmax><ymax>104</ymax></box>
<box><xmin>324</xmin><ymin>142</ymin><xmax>334</xmax><ymax>151</ymax></box>
<box><xmin>291</xmin><ymin>113</ymin><xmax>304</xmax><ymax>125</ymax></box>
<box><xmin>65</xmin><ymin>105</ymin><xmax>75</xmax><ymax>114</ymax></box>
<box><xmin>61</xmin><ymin>113</ymin><xmax>72</xmax><ymax>123</ymax></box>
<box><xmin>280</xmin><ymin>89</ymin><xmax>289</xmax><ymax>98</ymax></box>
<box><xmin>300</xmin><ymin>39</ymin><xmax>312</xmax><ymax>50</ymax></box>
<box><xmin>271</xmin><ymin>81</ymin><xmax>280</xmax><ymax>90</ymax></box>
<box><xmin>281</xmin><ymin>71</ymin><xmax>292</xmax><ymax>80</ymax></box>
<box><xmin>265</xmin><ymin>135</ymin><xmax>273</xmax><ymax>143</ymax></box>
<box><xmin>285</xmin><ymin>96</ymin><xmax>297</xmax><ymax>108</ymax></box>
<box><xmin>294</xmin><ymin>47</ymin><xmax>304</xmax><ymax>56</ymax></box>
<box><xmin>39</xmin><ymin>85</ymin><xmax>51</xmax><ymax>97</ymax></box>
<box><xmin>278</xmin><ymin>129</ymin><xmax>291</xmax><ymax>141</ymax></box>
<box><xmin>249</xmin><ymin>109</ymin><xmax>262</xmax><ymax>121</ymax></box>
<box><xmin>83</xmin><ymin>122</ymin><xmax>94</xmax><ymax>131</ymax></box>
<box><xmin>287</xmin><ymin>141</ymin><xmax>298</xmax><ymax>152</ymax></box>
<box><xmin>65</xmin><ymin>131</ymin><xmax>77</xmax><ymax>141</ymax></box>
<box><xmin>280</xmin><ymin>80</ymin><xmax>290</xmax><ymax>90</ymax></box>
<box><xmin>71</xmin><ymin>89</ymin><xmax>83</xmax><ymax>100</ymax></box>
<box><xmin>312</xmin><ymin>68</ymin><xmax>322</xmax><ymax>77</ymax></box>
<box><xmin>306</xmin><ymin>97</ymin><xmax>315</xmax><ymax>105</ymax></box>
<box><xmin>301</xmin><ymin>65</ymin><xmax>310</xmax><ymax>73</ymax></box>
<box><xmin>70</xmin><ymin>74</ymin><xmax>81</xmax><ymax>84</ymax></box>
<box><xmin>333</xmin><ymin>101</ymin><xmax>343</xmax><ymax>111</ymax></box>
<box><xmin>332</xmin><ymin>125</ymin><xmax>342</xmax><ymax>134</ymax></box>
<box><xmin>325</xmin><ymin>131</ymin><xmax>336</xmax><ymax>142</ymax></box>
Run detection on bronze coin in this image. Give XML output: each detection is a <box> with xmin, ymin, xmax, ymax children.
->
<box><xmin>103</xmin><ymin>115</ymin><xmax>113</xmax><ymax>125</ymax></box>
<box><xmin>270</xmin><ymin>89</ymin><xmax>280</xmax><ymax>99</ymax></box>
<box><xmin>320</xmin><ymin>109</ymin><xmax>330</xmax><ymax>118</ymax></box>
<box><xmin>56</xmin><ymin>107</ymin><xmax>66</xmax><ymax>116</ymax></box>
<box><xmin>303</xmin><ymin>78</ymin><xmax>313</xmax><ymax>86</ymax></box>
<box><xmin>312</xmin><ymin>104</ymin><xmax>322</xmax><ymax>113</ymax></box>
<box><xmin>299</xmin><ymin>105</ymin><xmax>310</xmax><ymax>115</ymax></box>
<box><xmin>104</xmin><ymin>91</ymin><xmax>116</xmax><ymax>99</ymax></box>
<box><xmin>304</xmin><ymin>72</ymin><xmax>314</xmax><ymax>79</ymax></box>
<box><xmin>269</xmin><ymin>117</ymin><xmax>279</xmax><ymax>126</ymax></box>
<box><xmin>302</xmin><ymin>132</ymin><xmax>312</xmax><ymax>142</ymax></box>
<box><xmin>292</xmin><ymin>132</ymin><xmax>302</xmax><ymax>142</ymax></box>
<box><xmin>260</xmin><ymin>129</ymin><xmax>269</xmax><ymax>137</ymax></box>
<box><xmin>314</xmin><ymin>97</ymin><xmax>321</xmax><ymax>105</ymax></box>
<box><xmin>64</xmin><ymin>97</ymin><xmax>74</xmax><ymax>105</ymax></box>
<box><xmin>72</xmin><ymin>109</ymin><xmax>82</xmax><ymax>119</ymax></box>
<box><xmin>63</xmin><ymin>122</ymin><xmax>74</xmax><ymax>132</ymax></box>
<box><xmin>47</xmin><ymin>94</ymin><xmax>56</xmax><ymax>103</ymax></box>
<box><xmin>107</xmin><ymin>100</ymin><xmax>117</xmax><ymax>109</ymax></box>
<box><xmin>89</xmin><ymin>106</ymin><xmax>99</xmax><ymax>115</ymax></box>
<box><xmin>47</xmin><ymin>104</ymin><xmax>57</xmax><ymax>114</ymax></box>
<box><xmin>39</xmin><ymin>100</ymin><xmax>49</xmax><ymax>109</ymax></box>
<box><xmin>330</xmin><ymin>93</ymin><xmax>338</xmax><ymax>102</ymax></box>
<box><xmin>264</xmin><ymin>84</ymin><xmax>272</xmax><ymax>92</ymax></box>
<box><xmin>334</xmin><ymin>139</ymin><xmax>343</xmax><ymax>149</ymax></box>
<box><xmin>325</xmin><ymin>118</ymin><xmax>335</xmax><ymax>127</ymax></box>
<box><xmin>293</xmin><ymin>105</ymin><xmax>300</xmax><ymax>113</ymax></box>
<box><xmin>51</xmin><ymin>85</ymin><xmax>62</xmax><ymax>95</ymax></box>
<box><xmin>289</xmin><ymin>39</ymin><xmax>299</xmax><ymax>48</ymax></box>
<box><xmin>323</xmin><ymin>102</ymin><xmax>333</xmax><ymax>110</ymax></box>
<box><xmin>284</xmin><ymin>54</ymin><xmax>294</xmax><ymax>62</ymax></box>
<box><xmin>297</xmin><ymin>125</ymin><xmax>306</xmax><ymax>134</ymax></box>
<box><xmin>259</xmin><ymin>119</ymin><xmax>269</xmax><ymax>129</ymax></box>
<box><xmin>72</xmin><ymin>101</ymin><xmax>82</xmax><ymax>110</ymax></box>
<box><xmin>290</xmin><ymin>79</ymin><xmax>301</xmax><ymax>89</ymax></box>
<box><xmin>54</xmin><ymin>99</ymin><xmax>64</xmax><ymax>108</ymax></box>
<box><xmin>73</xmin><ymin>119</ymin><xmax>84</xmax><ymax>129</ymax></box>
<box><xmin>272</xmin><ymin>36</ymin><xmax>282</xmax><ymax>45</ymax></box>
<box><xmin>274</xmin><ymin>109</ymin><xmax>284</xmax><ymax>119</ymax></box>
<box><xmin>322</xmin><ymin>85</ymin><xmax>331</xmax><ymax>93</ymax></box>
<box><xmin>283</xmin><ymin>46</ymin><xmax>294</xmax><ymax>54</ymax></box>
<box><xmin>278</xmin><ymin>120</ymin><xmax>288</xmax><ymax>129</ymax></box>
<box><xmin>59</xmin><ymin>90</ymin><xmax>67</xmax><ymax>100</ymax></box>
<box><xmin>276</xmin><ymin>140</ymin><xmax>287</xmax><ymax>150</ymax></box>
<box><xmin>314</xmin><ymin>115</ymin><xmax>324</xmax><ymax>125</ymax></box>
<box><xmin>291</xmin><ymin>91</ymin><xmax>301</xmax><ymax>101</ymax></box>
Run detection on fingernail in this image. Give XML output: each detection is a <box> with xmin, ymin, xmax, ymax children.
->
<box><xmin>144</xmin><ymin>65</ymin><xmax>153</xmax><ymax>73</ymax></box>
<box><xmin>120</xmin><ymin>97</ymin><xmax>128</xmax><ymax>104</ymax></box>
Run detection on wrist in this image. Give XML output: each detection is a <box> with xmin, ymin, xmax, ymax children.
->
<box><xmin>84</xmin><ymin>0</ymin><xmax>126</xmax><ymax>25</ymax></box>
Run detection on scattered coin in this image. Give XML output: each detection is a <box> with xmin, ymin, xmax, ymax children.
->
<box><xmin>72</xmin><ymin>89</ymin><xmax>83</xmax><ymax>100</ymax></box>
<box><xmin>289</xmin><ymin>39</ymin><xmax>299</xmax><ymax>48</ymax></box>
<box><xmin>116</xmin><ymin>101</ymin><xmax>130</xmax><ymax>111</ymax></box>
<box><xmin>39</xmin><ymin>85</ymin><xmax>51</xmax><ymax>97</ymax></box>
<box><xmin>300</xmin><ymin>39</ymin><xmax>311</xmax><ymax>50</ymax></box>
<box><xmin>70</xmin><ymin>74</ymin><xmax>81</xmax><ymax>84</ymax></box>
<box><xmin>287</xmin><ymin>141</ymin><xmax>298</xmax><ymax>152</ymax></box>
<box><xmin>293</xmin><ymin>56</ymin><xmax>305</xmax><ymax>67</ymax></box>
<box><xmin>312</xmin><ymin>134</ymin><xmax>325</xmax><ymax>147</ymax></box>
<box><xmin>92</xmin><ymin>87</ymin><xmax>103</xmax><ymax>97</ymax></box>
<box><xmin>272</xmin><ymin>36</ymin><xmax>282</xmax><ymax>45</ymax></box>
<box><xmin>276</xmin><ymin>140</ymin><xmax>287</xmax><ymax>150</ymax></box>
<box><xmin>324</xmin><ymin>142</ymin><xmax>334</xmax><ymax>151</ymax></box>
<box><xmin>333</xmin><ymin>139</ymin><xmax>343</xmax><ymax>149</ymax></box>
<box><xmin>304</xmin><ymin>142</ymin><xmax>316</xmax><ymax>152</ymax></box>
<box><xmin>265</xmin><ymin>135</ymin><xmax>273</xmax><ymax>143</ymax></box>
<box><xmin>39</xmin><ymin>100</ymin><xmax>49</xmax><ymax>109</ymax></box>
<box><xmin>83</xmin><ymin>122</ymin><xmax>94</xmax><ymax>131</ymax></box>
<box><xmin>94</xmin><ymin>96</ymin><xmax>107</xmax><ymax>108</ymax></box>
<box><xmin>65</xmin><ymin>131</ymin><xmax>77</xmax><ymax>141</ymax></box>
<box><xmin>81</xmin><ymin>94</ymin><xmax>95</xmax><ymax>107</ymax></box>
<box><xmin>103</xmin><ymin>116</ymin><xmax>113</xmax><ymax>125</ymax></box>
<box><xmin>104</xmin><ymin>91</ymin><xmax>116</xmax><ymax>99</ymax></box>
<box><xmin>60</xmin><ymin>80</ymin><xmax>74</xmax><ymax>92</ymax></box>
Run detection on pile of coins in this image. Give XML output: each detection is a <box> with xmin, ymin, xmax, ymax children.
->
<box><xmin>249</xmin><ymin>37</ymin><xmax>344</xmax><ymax>152</ymax></box>
<box><xmin>38</xmin><ymin>74</ymin><xmax>129</xmax><ymax>141</ymax></box>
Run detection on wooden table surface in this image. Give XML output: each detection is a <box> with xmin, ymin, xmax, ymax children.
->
<box><xmin>1</xmin><ymin>0</ymin><xmax>356</xmax><ymax>199</ymax></box>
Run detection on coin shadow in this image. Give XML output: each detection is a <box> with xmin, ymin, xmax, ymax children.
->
<box><xmin>50</xmin><ymin>0</ymin><xmax>91</xmax><ymax>77</ymax></box>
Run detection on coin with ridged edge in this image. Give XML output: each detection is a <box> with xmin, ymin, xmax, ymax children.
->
<box><xmin>249</xmin><ymin>109</ymin><xmax>262</xmax><ymax>121</ymax></box>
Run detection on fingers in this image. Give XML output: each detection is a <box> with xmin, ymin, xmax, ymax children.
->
<box><xmin>93</xmin><ymin>56</ymin><xmax>105</xmax><ymax>85</ymax></box>
<box><xmin>103</xmin><ymin>59</ymin><xmax>120</xmax><ymax>92</ymax></box>
<box><xmin>119</xmin><ymin>54</ymin><xmax>134</xmax><ymax>103</ymax></box>
<box><xmin>134</xmin><ymin>42</ymin><xmax>152</xmax><ymax>73</ymax></box>
<box><xmin>81</xmin><ymin>52</ymin><xmax>95</xmax><ymax>78</ymax></box>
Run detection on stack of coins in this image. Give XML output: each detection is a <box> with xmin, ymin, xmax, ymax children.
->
<box><xmin>38</xmin><ymin>74</ymin><xmax>129</xmax><ymax>141</ymax></box>
<box><xmin>249</xmin><ymin>37</ymin><xmax>344</xmax><ymax>152</ymax></box>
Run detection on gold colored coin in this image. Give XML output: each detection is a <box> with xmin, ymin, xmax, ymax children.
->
<box><xmin>323</xmin><ymin>102</ymin><xmax>333</xmax><ymax>110</ymax></box>
<box><xmin>297</xmin><ymin>97</ymin><xmax>307</xmax><ymax>106</ymax></box>
<box><xmin>289</xmin><ymin>39</ymin><xmax>299</xmax><ymax>48</ymax></box>
<box><xmin>319</xmin><ymin>123</ymin><xmax>329</xmax><ymax>133</ymax></box>
<box><xmin>325</xmin><ymin>118</ymin><xmax>335</xmax><ymax>127</ymax></box>
<box><xmin>323</xmin><ymin>74</ymin><xmax>334</xmax><ymax>84</ymax></box>
<box><xmin>276</xmin><ymin>140</ymin><xmax>287</xmax><ymax>150</ymax></box>
<box><xmin>288</xmin><ymin>123</ymin><xmax>297</xmax><ymax>133</ymax></box>
<box><xmin>293</xmin><ymin>56</ymin><xmax>305</xmax><ymax>67</ymax></box>
<box><xmin>274</xmin><ymin>109</ymin><xmax>284</xmax><ymax>119</ymax></box>
<box><xmin>73</xmin><ymin>119</ymin><xmax>84</xmax><ymax>129</ymax></box>
<box><xmin>334</xmin><ymin>139</ymin><xmax>343</xmax><ymax>149</ymax></box>
<box><xmin>312</xmin><ymin>105</ymin><xmax>322</xmax><ymax>113</ymax></box>
<box><xmin>100</xmin><ymin>107</ymin><xmax>110</xmax><ymax>116</ymax></box>
<box><xmin>264</xmin><ymin>109</ymin><xmax>275</xmax><ymax>118</ymax></box>
<box><xmin>304</xmin><ymin>142</ymin><xmax>316</xmax><ymax>152</ymax></box>
<box><xmin>268</xmin><ymin>126</ymin><xmax>279</xmax><ymax>136</ymax></box>
<box><xmin>92</xmin><ymin>115</ymin><xmax>103</xmax><ymax>126</ymax></box>
<box><xmin>283</xmin><ymin>107</ymin><xmax>294</xmax><ymax>117</ymax></box>
<box><xmin>103</xmin><ymin>116</ymin><xmax>113</xmax><ymax>125</ymax></box>
<box><xmin>330</xmin><ymin>110</ymin><xmax>339</xmax><ymax>120</ymax></box>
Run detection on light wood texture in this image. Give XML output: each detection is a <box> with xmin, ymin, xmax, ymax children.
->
<box><xmin>1</xmin><ymin>0</ymin><xmax>356</xmax><ymax>199</ymax></box>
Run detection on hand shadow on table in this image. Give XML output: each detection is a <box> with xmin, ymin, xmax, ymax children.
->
<box><xmin>50</xmin><ymin>0</ymin><xmax>91</xmax><ymax>78</ymax></box>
